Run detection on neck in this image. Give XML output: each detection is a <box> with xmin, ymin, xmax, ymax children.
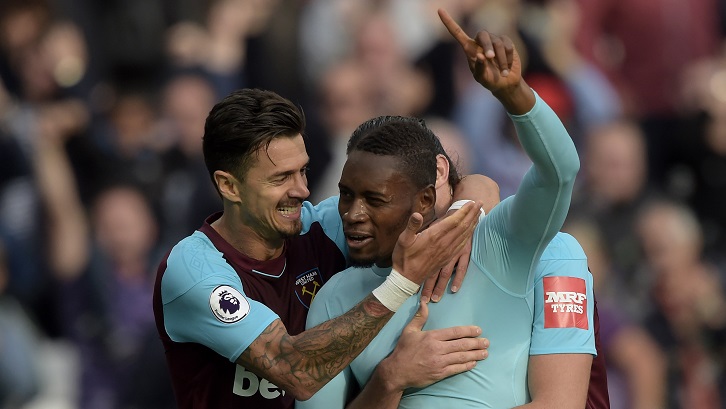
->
<box><xmin>212</xmin><ymin>211</ymin><xmax>284</xmax><ymax>261</ymax></box>
<box><xmin>434</xmin><ymin>183</ymin><xmax>453</xmax><ymax>218</ymax></box>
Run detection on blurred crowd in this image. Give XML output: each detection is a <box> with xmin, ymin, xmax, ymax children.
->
<box><xmin>0</xmin><ymin>0</ymin><xmax>725</xmax><ymax>408</ymax></box>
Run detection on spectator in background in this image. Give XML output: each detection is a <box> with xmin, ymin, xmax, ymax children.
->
<box><xmin>60</xmin><ymin>184</ymin><xmax>174</xmax><ymax>409</ymax></box>
<box><xmin>309</xmin><ymin>59</ymin><xmax>377</xmax><ymax>203</ymax></box>
<box><xmin>568</xmin><ymin>119</ymin><xmax>657</xmax><ymax>318</ymax></box>
<box><xmin>671</xmin><ymin>54</ymin><xmax>726</xmax><ymax>262</ymax></box>
<box><xmin>157</xmin><ymin>70</ymin><xmax>222</xmax><ymax>248</ymax></box>
<box><xmin>299</xmin><ymin>0</ymin><xmax>438</xmax><ymax>88</ymax></box>
<box><xmin>29</xmin><ymin>93</ymin><xmax>174</xmax><ymax>408</ymax></box>
<box><xmin>308</xmin><ymin>8</ymin><xmax>433</xmax><ymax>202</ymax></box>
<box><xmin>0</xmin><ymin>238</ymin><xmax>42</xmax><ymax>408</ymax></box>
<box><xmin>163</xmin><ymin>0</ymin><xmax>282</xmax><ymax>99</ymax></box>
<box><xmin>352</xmin><ymin>9</ymin><xmax>433</xmax><ymax>118</ymax></box>
<box><xmin>637</xmin><ymin>199</ymin><xmax>726</xmax><ymax>409</ymax></box>
<box><xmin>575</xmin><ymin>0</ymin><xmax>721</xmax><ymax>187</ymax></box>
<box><xmin>0</xmin><ymin>0</ymin><xmax>92</xmax><ymax>320</ymax></box>
<box><xmin>449</xmin><ymin>0</ymin><xmax>621</xmax><ymax>198</ymax></box>
<box><xmin>0</xmin><ymin>92</ymin><xmax>44</xmax><ymax>317</ymax></box>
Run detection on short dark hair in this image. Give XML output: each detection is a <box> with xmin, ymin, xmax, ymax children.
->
<box><xmin>348</xmin><ymin>116</ymin><xmax>460</xmax><ymax>190</ymax></box>
<box><xmin>202</xmin><ymin>88</ymin><xmax>306</xmax><ymax>189</ymax></box>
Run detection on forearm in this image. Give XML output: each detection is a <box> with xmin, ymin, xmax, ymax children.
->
<box><xmin>504</xmin><ymin>87</ymin><xmax>580</xmax><ymax>244</ymax></box>
<box><xmin>509</xmin><ymin>87</ymin><xmax>579</xmax><ymax>186</ymax></box>
<box><xmin>238</xmin><ymin>294</ymin><xmax>393</xmax><ymax>400</ymax></box>
<box><xmin>346</xmin><ymin>362</ymin><xmax>403</xmax><ymax>409</ymax></box>
<box><xmin>32</xmin><ymin>133</ymin><xmax>89</xmax><ymax>280</ymax></box>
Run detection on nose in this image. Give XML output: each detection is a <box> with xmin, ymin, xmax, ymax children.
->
<box><xmin>290</xmin><ymin>172</ymin><xmax>310</xmax><ymax>199</ymax></box>
<box><xmin>341</xmin><ymin>199</ymin><xmax>367</xmax><ymax>224</ymax></box>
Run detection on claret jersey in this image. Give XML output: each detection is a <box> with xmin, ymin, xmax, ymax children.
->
<box><xmin>153</xmin><ymin>198</ymin><xmax>346</xmax><ymax>409</ymax></box>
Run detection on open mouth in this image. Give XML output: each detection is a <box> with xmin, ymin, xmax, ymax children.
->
<box><xmin>345</xmin><ymin>233</ymin><xmax>373</xmax><ymax>249</ymax></box>
<box><xmin>278</xmin><ymin>205</ymin><xmax>300</xmax><ymax>218</ymax></box>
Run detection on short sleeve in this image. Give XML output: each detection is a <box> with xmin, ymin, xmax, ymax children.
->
<box><xmin>530</xmin><ymin>258</ymin><xmax>596</xmax><ymax>356</ymax></box>
<box><xmin>161</xmin><ymin>238</ymin><xmax>279</xmax><ymax>362</ymax></box>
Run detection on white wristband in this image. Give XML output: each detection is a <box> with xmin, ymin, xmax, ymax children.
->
<box><xmin>372</xmin><ymin>268</ymin><xmax>420</xmax><ymax>312</ymax></box>
<box><xmin>447</xmin><ymin>199</ymin><xmax>485</xmax><ymax>215</ymax></box>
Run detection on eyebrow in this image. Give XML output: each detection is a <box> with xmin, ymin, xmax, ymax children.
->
<box><xmin>269</xmin><ymin>161</ymin><xmax>310</xmax><ymax>179</ymax></box>
<box><xmin>339</xmin><ymin>182</ymin><xmax>390</xmax><ymax>200</ymax></box>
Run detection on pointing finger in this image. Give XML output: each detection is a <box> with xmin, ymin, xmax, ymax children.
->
<box><xmin>438</xmin><ymin>8</ymin><xmax>485</xmax><ymax>62</ymax></box>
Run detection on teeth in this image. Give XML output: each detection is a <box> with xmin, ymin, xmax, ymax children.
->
<box><xmin>278</xmin><ymin>206</ymin><xmax>296</xmax><ymax>215</ymax></box>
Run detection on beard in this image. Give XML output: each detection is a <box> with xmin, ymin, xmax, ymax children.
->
<box><xmin>348</xmin><ymin>258</ymin><xmax>375</xmax><ymax>268</ymax></box>
<box><xmin>278</xmin><ymin>220</ymin><xmax>303</xmax><ymax>238</ymax></box>
<box><xmin>347</xmin><ymin>249</ymin><xmax>376</xmax><ymax>268</ymax></box>
<box><xmin>348</xmin><ymin>252</ymin><xmax>376</xmax><ymax>268</ymax></box>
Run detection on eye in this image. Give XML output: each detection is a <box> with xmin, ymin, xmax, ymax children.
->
<box><xmin>339</xmin><ymin>188</ymin><xmax>353</xmax><ymax>200</ymax></box>
<box><xmin>300</xmin><ymin>166</ymin><xmax>310</xmax><ymax>176</ymax></box>
<box><xmin>271</xmin><ymin>174</ymin><xmax>291</xmax><ymax>185</ymax></box>
<box><xmin>366</xmin><ymin>197</ymin><xmax>386</xmax><ymax>207</ymax></box>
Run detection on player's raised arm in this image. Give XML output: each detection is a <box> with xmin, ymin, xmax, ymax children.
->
<box><xmin>439</xmin><ymin>8</ymin><xmax>579</xmax><ymax>288</ymax></box>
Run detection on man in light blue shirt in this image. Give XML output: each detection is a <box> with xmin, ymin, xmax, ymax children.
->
<box><xmin>298</xmin><ymin>11</ymin><xmax>594</xmax><ymax>409</ymax></box>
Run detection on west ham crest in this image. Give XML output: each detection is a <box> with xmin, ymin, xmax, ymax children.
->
<box><xmin>294</xmin><ymin>268</ymin><xmax>324</xmax><ymax>308</ymax></box>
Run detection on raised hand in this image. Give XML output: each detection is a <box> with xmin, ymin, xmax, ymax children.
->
<box><xmin>438</xmin><ymin>8</ymin><xmax>535</xmax><ymax>114</ymax></box>
<box><xmin>392</xmin><ymin>201</ymin><xmax>481</xmax><ymax>285</ymax></box>
<box><xmin>438</xmin><ymin>9</ymin><xmax>521</xmax><ymax>90</ymax></box>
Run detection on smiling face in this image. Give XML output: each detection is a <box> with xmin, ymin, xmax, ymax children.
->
<box><xmin>234</xmin><ymin>133</ymin><xmax>310</xmax><ymax>241</ymax></box>
<box><xmin>338</xmin><ymin>150</ymin><xmax>434</xmax><ymax>267</ymax></box>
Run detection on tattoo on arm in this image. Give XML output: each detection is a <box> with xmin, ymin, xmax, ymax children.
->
<box><xmin>238</xmin><ymin>294</ymin><xmax>393</xmax><ymax>397</ymax></box>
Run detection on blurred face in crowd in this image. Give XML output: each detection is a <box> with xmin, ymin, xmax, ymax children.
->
<box><xmin>585</xmin><ymin>121</ymin><xmax>646</xmax><ymax>205</ymax></box>
<box><xmin>93</xmin><ymin>187</ymin><xmax>158</xmax><ymax>273</ymax></box>
<box><xmin>162</xmin><ymin>74</ymin><xmax>216</xmax><ymax>156</ymax></box>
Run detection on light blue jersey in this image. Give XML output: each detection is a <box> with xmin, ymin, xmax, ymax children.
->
<box><xmin>297</xmin><ymin>92</ymin><xmax>585</xmax><ymax>408</ymax></box>
<box><xmin>300</xmin><ymin>233</ymin><xmax>595</xmax><ymax>408</ymax></box>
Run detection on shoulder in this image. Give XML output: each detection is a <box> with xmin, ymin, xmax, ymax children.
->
<box><xmin>315</xmin><ymin>266</ymin><xmax>359</xmax><ymax>301</ymax></box>
<box><xmin>540</xmin><ymin>232</ymin><xmax>587</xmax><ymax>261</ymax></box>
<box><xmin>313</xmin><ymin>266</ymin><xmax>375</xmax><ymax>311</ymax></box>
<box><xmin>163</xmin><ymin>231</ymin><xmax>238</xmax><ymax>301</ymax></box>
<box><xmin>301</xmin><ymin>196</ymin><xmax>341</xmax><ymax>233</ymax></box>
<box><xmin>167</xmin><ymin>231</ymin><xmax>228</xmax><ymax>272</ymax></box>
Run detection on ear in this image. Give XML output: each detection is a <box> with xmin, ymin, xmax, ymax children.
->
<box><xmin>435</xmin><ymin>154</ymin><xmax>450</xmax><ymax>190</ymax></box>
<box><xmin>214</xmin><ymin>170</ymin><xmax>243</xmax><ymax>204</ymax></box>
<box><xmin>416</xmin><ymin>184</ymin><xmax>437</xmax><ymax>218</ymax></box>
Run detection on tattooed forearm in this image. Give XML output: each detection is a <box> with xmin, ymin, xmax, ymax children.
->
<box><xmin>237</xmin><ymin>294</ymin><xmax>393</xmax><ymax>399</ymax></box>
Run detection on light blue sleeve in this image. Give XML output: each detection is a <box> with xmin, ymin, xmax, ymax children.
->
<box><xmin>301</xmin><ymin>196</ymin><xmax>348</xmax><ymax>261</ymax></box>
<box><xmin>530</xmin><ymin>235</ymin><xmax>596</xmax><ymax>356</ymax></box>
<box><xmin>472</xmin><ymin>92</ymin><xmax>580</xmax><ymax>294</ymax></box>
<box><xmin>161</xmin><ymin>235</ymin><xmax>279</xmax><ymax>362</ymax></box>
